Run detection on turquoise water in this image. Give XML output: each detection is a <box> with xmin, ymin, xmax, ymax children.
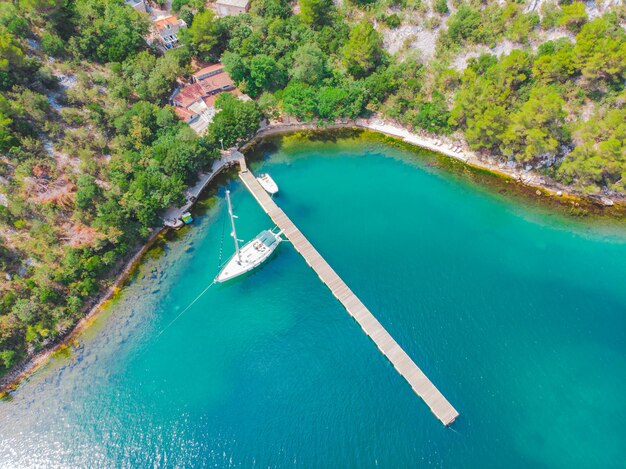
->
<box><xmin>1</xmin><ymin>135</ymin><xmax>626</xmax><ymax>467</ymax></box>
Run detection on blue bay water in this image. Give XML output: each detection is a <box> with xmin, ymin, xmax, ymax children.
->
<box><xmin>1</xmin><ymin>135</ymin><xmax>625</xmax><ymax>467</ymax></box>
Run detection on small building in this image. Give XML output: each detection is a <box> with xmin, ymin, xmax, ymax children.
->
<box><xmin>153</xmin><ymin>16</ymin><xmax>187</xmax><ymax>50</ymax></box>
<box><xmin>191</xmin><ymin>64</ymin><xmax>228</xmax><ymax>82</ymax></box>
<box><xmin>214</xmin><ymin>0</ymin><xmax>251</xmax><ymax>16</ymax></box>
<box><xmin>170</xmin><ymin>63</ymin><xmax>248</xmax><ymax>135</ymax></box>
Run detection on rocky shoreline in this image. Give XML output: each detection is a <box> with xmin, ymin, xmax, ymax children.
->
<box><xmin>0</xmin><ymin>229</ymin><xmax>164</xmax><ymax>395</ymax></box>
<box><xmin>252</xmin><ymin>117</ymin><xmax>624</xmax><ymax>208</ymax></box>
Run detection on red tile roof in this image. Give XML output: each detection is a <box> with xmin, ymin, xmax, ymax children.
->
<box><xmin>192</xmin><ymin>64</ymin><xmax>225</xmax><ymax>80</ymax></box>
<box><xmin>173</xmin><ymin>82</ymin><xmax>205</xmax><ymax>108</ymax></box>
<box><xmin>173</xmin><ymin>106</ymin><xmax>197</xmax><ymax>121</ymax></box>
<box><xmin>154</xmin><ymin>15</ymin><xmax>181</xmax><ymax>31</ymax></box>
<box><xmin>198</xmin><ymin>73</ymin><xmax>235</xmax><ymax>94</ymax></box>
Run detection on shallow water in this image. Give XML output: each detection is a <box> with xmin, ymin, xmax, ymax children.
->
<box><xmin>1</xmin><ymin>135</ymin><xmax>625</xmax><ymax>468</ymax></box>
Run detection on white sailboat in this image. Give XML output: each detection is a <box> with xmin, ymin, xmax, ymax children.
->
<box><xmin>215</xmin><ymin>190</ymin><xmax>282</xmax><ymax>283</ymax></box>
<box><xmin>256</xmin><ymin>173</ymin><xmax>279</xmax><ymax>195</ymax></box>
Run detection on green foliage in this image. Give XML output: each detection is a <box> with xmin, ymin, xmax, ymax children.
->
<box><xmin>180</xmin><ymin>9</ymin><xmax>220</xmax><ymax>62</ymax></box>
<box><xmin>75</xmin><ymin>174</ymin><xmax>100</xmax><ymax>210</ymax></box>
<box><xmin>507</xmin><ymin>12</ymin><xmax>539</xmax><ymax>44</ymax></box>
<box><xmin>41</xmin><ymin>32</ymin><xmax>65</xmax><ymax>56</ymax></box>
<box><xmin>413</xmin><ymin>92</ymin><xmax>451</xmax><ymax>134</ymax></box>
<box><xmin>279</xmin><ymin>80</ymin><xmax>365</xmax><ymax>122</ymax></box>
<box><xmin>0</xmin><ymin>349</ymin><xmax>17</xmax><ymax>370</ymax></box>
<box><xmin>208</xmin><ymin>93</ymin><xmax>262</xmax><ymax>147</ymax></box>
<box><xmin>445</xmin><ymin>4</ymin><xmax>483</xmax><ymax>44</ymax></box>
<box><xmin>343</xmin><ymin>21</ymin><xmax>384</xmax><ymax>79</ymax></box>
<box><xmin>71</xmin><ymin>0</ymin><xmax>149</xmax><ymax>63</ymax></box>
<box><xmin>384</xmin><ymin>14</ymin><xmax>402</xmax><ymax>29</ymax></box>
<box><xmin>540</xmin><ymin>1</ymin><xmax>562</xmax><ymax>30</ymax></box>
<box><xmin>248</xmin><ymin>54</ymin><xmax>287</xmax><ymax>96</ymax></box>
<box><xmin>558</xmin><ymin>2</ymin><xmax>587</xmax><ymax>32</ymax></box>
<box><xmin>434</xmin><ymin>0</ymin><xmax>448</xmax><ymax>15</ymax></box>
<box><xmin>557</xmin><ymin>107</ymin><xmax>626</xmax><ymax>194</ymax></box>
<box><xmin>121</xmin><ymin>50</ymin><xmax>186</xmax><ymax>102</ymax></box>
<box><xmin>251</xmin><ymin>0</ymin><xmax>292</xmax><ymax>19</ymax></box>
<box><xmin>280</xmin><ymin>82</ymin><xmax>318</xmax><ymax>121</ymax></box>
<box><xmin>171</xmin><ymin>0</ymin><xmax>204</xmax><ymax>12</ymax></box>
<box><xmin>300</xmin><ymin>0</ymin><xmax>335</xmax><ymax>28</ymax></box>
<box><xmin>0</xmin><ymin>27</ymin><xmax>26</xmax><ymax>73</ymax></box>
<box><xmin>290</xmin><ymin>43</ymin><xmax>328</xmax><ymax>85</ymax></box>
<box><xmin>501</xmin><ymin>86</ymin><xmax>566</xmax><ymax>162</ymax></box>
<box><xmin>573</xmin><ymin>18</ymin><xmax>626</xmax><ymax>84</ymax></box>
<box><xmin>222</xmin><ymin>51</ymin><xmax>248</xmax><ymax>84</ymax></box>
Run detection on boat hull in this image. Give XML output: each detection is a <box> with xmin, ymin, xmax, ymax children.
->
<box><xmin>215</xmin><ymin>230</ymin><xmax>282</xmax><ymax>283</ymax></box>
<box><xmin>257</xmin><ymin>173</ymin><xmax>279</xmax><ymax>195</ymax></box>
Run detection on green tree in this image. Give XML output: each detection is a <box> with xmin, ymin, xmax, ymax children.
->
<box><xmin>180</xmin><ymin>9</ymin><xmax>220</xmax><ymax>61</ymax></box>
<box><xmin>41</xmin><ymin>32</ymin><xmax>65</xmax><ymax>56</ymax></box>
<box><xmin>501</xmin><ymin>86</ymin><xmax>566</xmax><ymax>162</ymax></box>
<box><xmin>208</xmin><ymin>93</ymin><xmax>262</xmax><ymax>147</ymax></box>
<box><xmin>290</xmin><ymin>43</ymin><xmax>327</xmax><ymax>85</ymax></box>
<box><xmin>342</xmin><ymin>21</ymin><xmax>384</xmax><ymax>79</ymax></box>
<box><xmin>413</xmin><ymin>93</ymin><xmax>451</xmax><ymax>134</ymax></box>
<box><xmin>248</xmin><ymin>54</ymin><xmax>287</xmax><ymax>96</ymax></box>
<box><xmin>300</xmin><ymin>0</ymin><xmax>334</xmax><ymax>28</ymax></box>
<box><xmin>317</xmin><ymin>87</ymin><xmax>349</xmax><ymax>122</ymax></box>
<box><xmin>71</xmin><ymin>0</ymin><xmax>149</xmax><ymax>63</ymax></box>
<box><xmin>222</xmin><ymin>51</ymin><xmax>249</xmax><ymax>85</ymax></box>
<box><xmin>75</xmin><ymin>175</ymin><xmax>100</xmax><ymax>210</ymax></box>
<box><xmin>434</xmin><ymin>0</ymin><xmax>448</xmax><ymax>15</ymax></box>
<box><xmin>573</xmin><ymin>18</ymin><xmax>626</xmax><ymax>84</ymax></box>
<box><xmin>0</xmin><ymin>350</ymin><xmax>16</xmax><ymax>371</ymax></box>
<box><xmin>280</xmin><ymin>82</ymin><xmax>317</xmax><ymax>122</ymax></box>
<box><xmin>557</xmin><ymin>108</ymin><xmax>626</xmax><ymax>193</ymax></box>
<box><xmin>0</xmin><ymin>27</ymin><xmax>25</xmax><ymax>73</ymax></box>
<box><xmin>251</xmin><ymin>0</ymin><xmax>291</xmax><ymax>18</ymax></box>
<box><xmin>152</xmin><ymin>126</ymin><xmax>209</xmax><ymax>182</ymax></box>
<box><xmin>558</xmin><ymin>2</ymin><xmax>586</xmax><ymax>32</ymax></box>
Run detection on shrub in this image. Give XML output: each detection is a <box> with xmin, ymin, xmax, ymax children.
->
<box><xmin>385</xmin><ymin>14</ymin><xmax>402</xmax><ymax>29</ymax></box>
<box><xmin>434</xmin><ymin>0</ymin><xmax>449</xmax><ymax>15</ymax></box>
<box><xmin>559</xmin><ymin>2</ymin><xmax>587</xmax><ymax>32</ymax></box>
<box><xmin>41</xmin><ymin>33</ymin><xmax>65</xmax><ymax>57</ymax></box>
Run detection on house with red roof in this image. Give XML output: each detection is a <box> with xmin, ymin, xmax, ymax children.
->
<box><xmin>153</xmin><ymin>15</ymin><xmax>186</xmax><ymax>50</ymax></box>
<box><xmin>170</xmin><ymin>63</ymin><xmax>248</xmax><ymax>135</ymax></box>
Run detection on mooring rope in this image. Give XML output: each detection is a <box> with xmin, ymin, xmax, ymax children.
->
<box><xmin>154</xmin><ymin>281</ymin><xmax>216</xmax><ymax>340</ymax></box>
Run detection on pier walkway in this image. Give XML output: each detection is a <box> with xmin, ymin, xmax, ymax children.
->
<box><xmin>236</xmin><ymin>152</ymin><xmax>459</xmax><ymax>426</ymax></box>
<box><xmin>163</xmin><ymin>151</ymin><xmax>242</xmax><ymax>228</ymax></box>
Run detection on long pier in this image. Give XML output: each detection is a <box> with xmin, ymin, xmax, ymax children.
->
<box><xmin>236</xmin><ymin>153</ymin><xmax>459</xmax><ymax>426</ymax></box>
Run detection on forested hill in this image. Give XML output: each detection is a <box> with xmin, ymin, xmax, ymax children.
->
<box><xmin>0</xmin><ymin>0</ymin><xmax>625</xmax><ymax>378</ymax></box>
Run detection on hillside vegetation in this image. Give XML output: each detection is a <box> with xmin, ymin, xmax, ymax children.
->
<box><xmin>1</xmin><ymin>0</ymin><xmax>625</xmax><ymax>378</ymax></box>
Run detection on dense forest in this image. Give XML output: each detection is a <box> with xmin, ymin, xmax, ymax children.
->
<box><xmin>1</xmin><ymin>0</ymin><xmax>625</xmax><ymax>377</ymax></box>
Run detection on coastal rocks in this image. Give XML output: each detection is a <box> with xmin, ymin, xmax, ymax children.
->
<box><xmin>600</xmin><ymin>197</ymin><xmax>614</xmax><ymax>207</ymax></box>
<box><xmin>520</xmin><ymin>172</ymin><xmax>545</xmax><ymax>186</ymax></box>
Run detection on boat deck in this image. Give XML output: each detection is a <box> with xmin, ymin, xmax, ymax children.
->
<box><xmin>236</xmin><ymin>151</ymin><xmax>459</xmax><ymax>426</ymax></box>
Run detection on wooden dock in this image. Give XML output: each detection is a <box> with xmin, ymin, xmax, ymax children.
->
<box><xmin>237</xmin><ymin>154</ymin><xmax>459</xmax><ymax>426</ymax></box>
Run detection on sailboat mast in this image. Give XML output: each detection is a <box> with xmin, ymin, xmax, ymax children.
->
<box><xmin>225</xmin><ymin>190</ymin><xmax>241</xmax><ymax>261</ymax></box>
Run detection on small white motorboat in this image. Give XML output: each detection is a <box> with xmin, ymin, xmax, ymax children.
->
<box><xmin>215</xmin><ymin>190</ymin><xmax>282</xmax><ymax>283</ymax></box>
<box><xmin>256</xmin><ymin>173</ymin><xmax>279</xmax><ymax>195</ymax></box>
